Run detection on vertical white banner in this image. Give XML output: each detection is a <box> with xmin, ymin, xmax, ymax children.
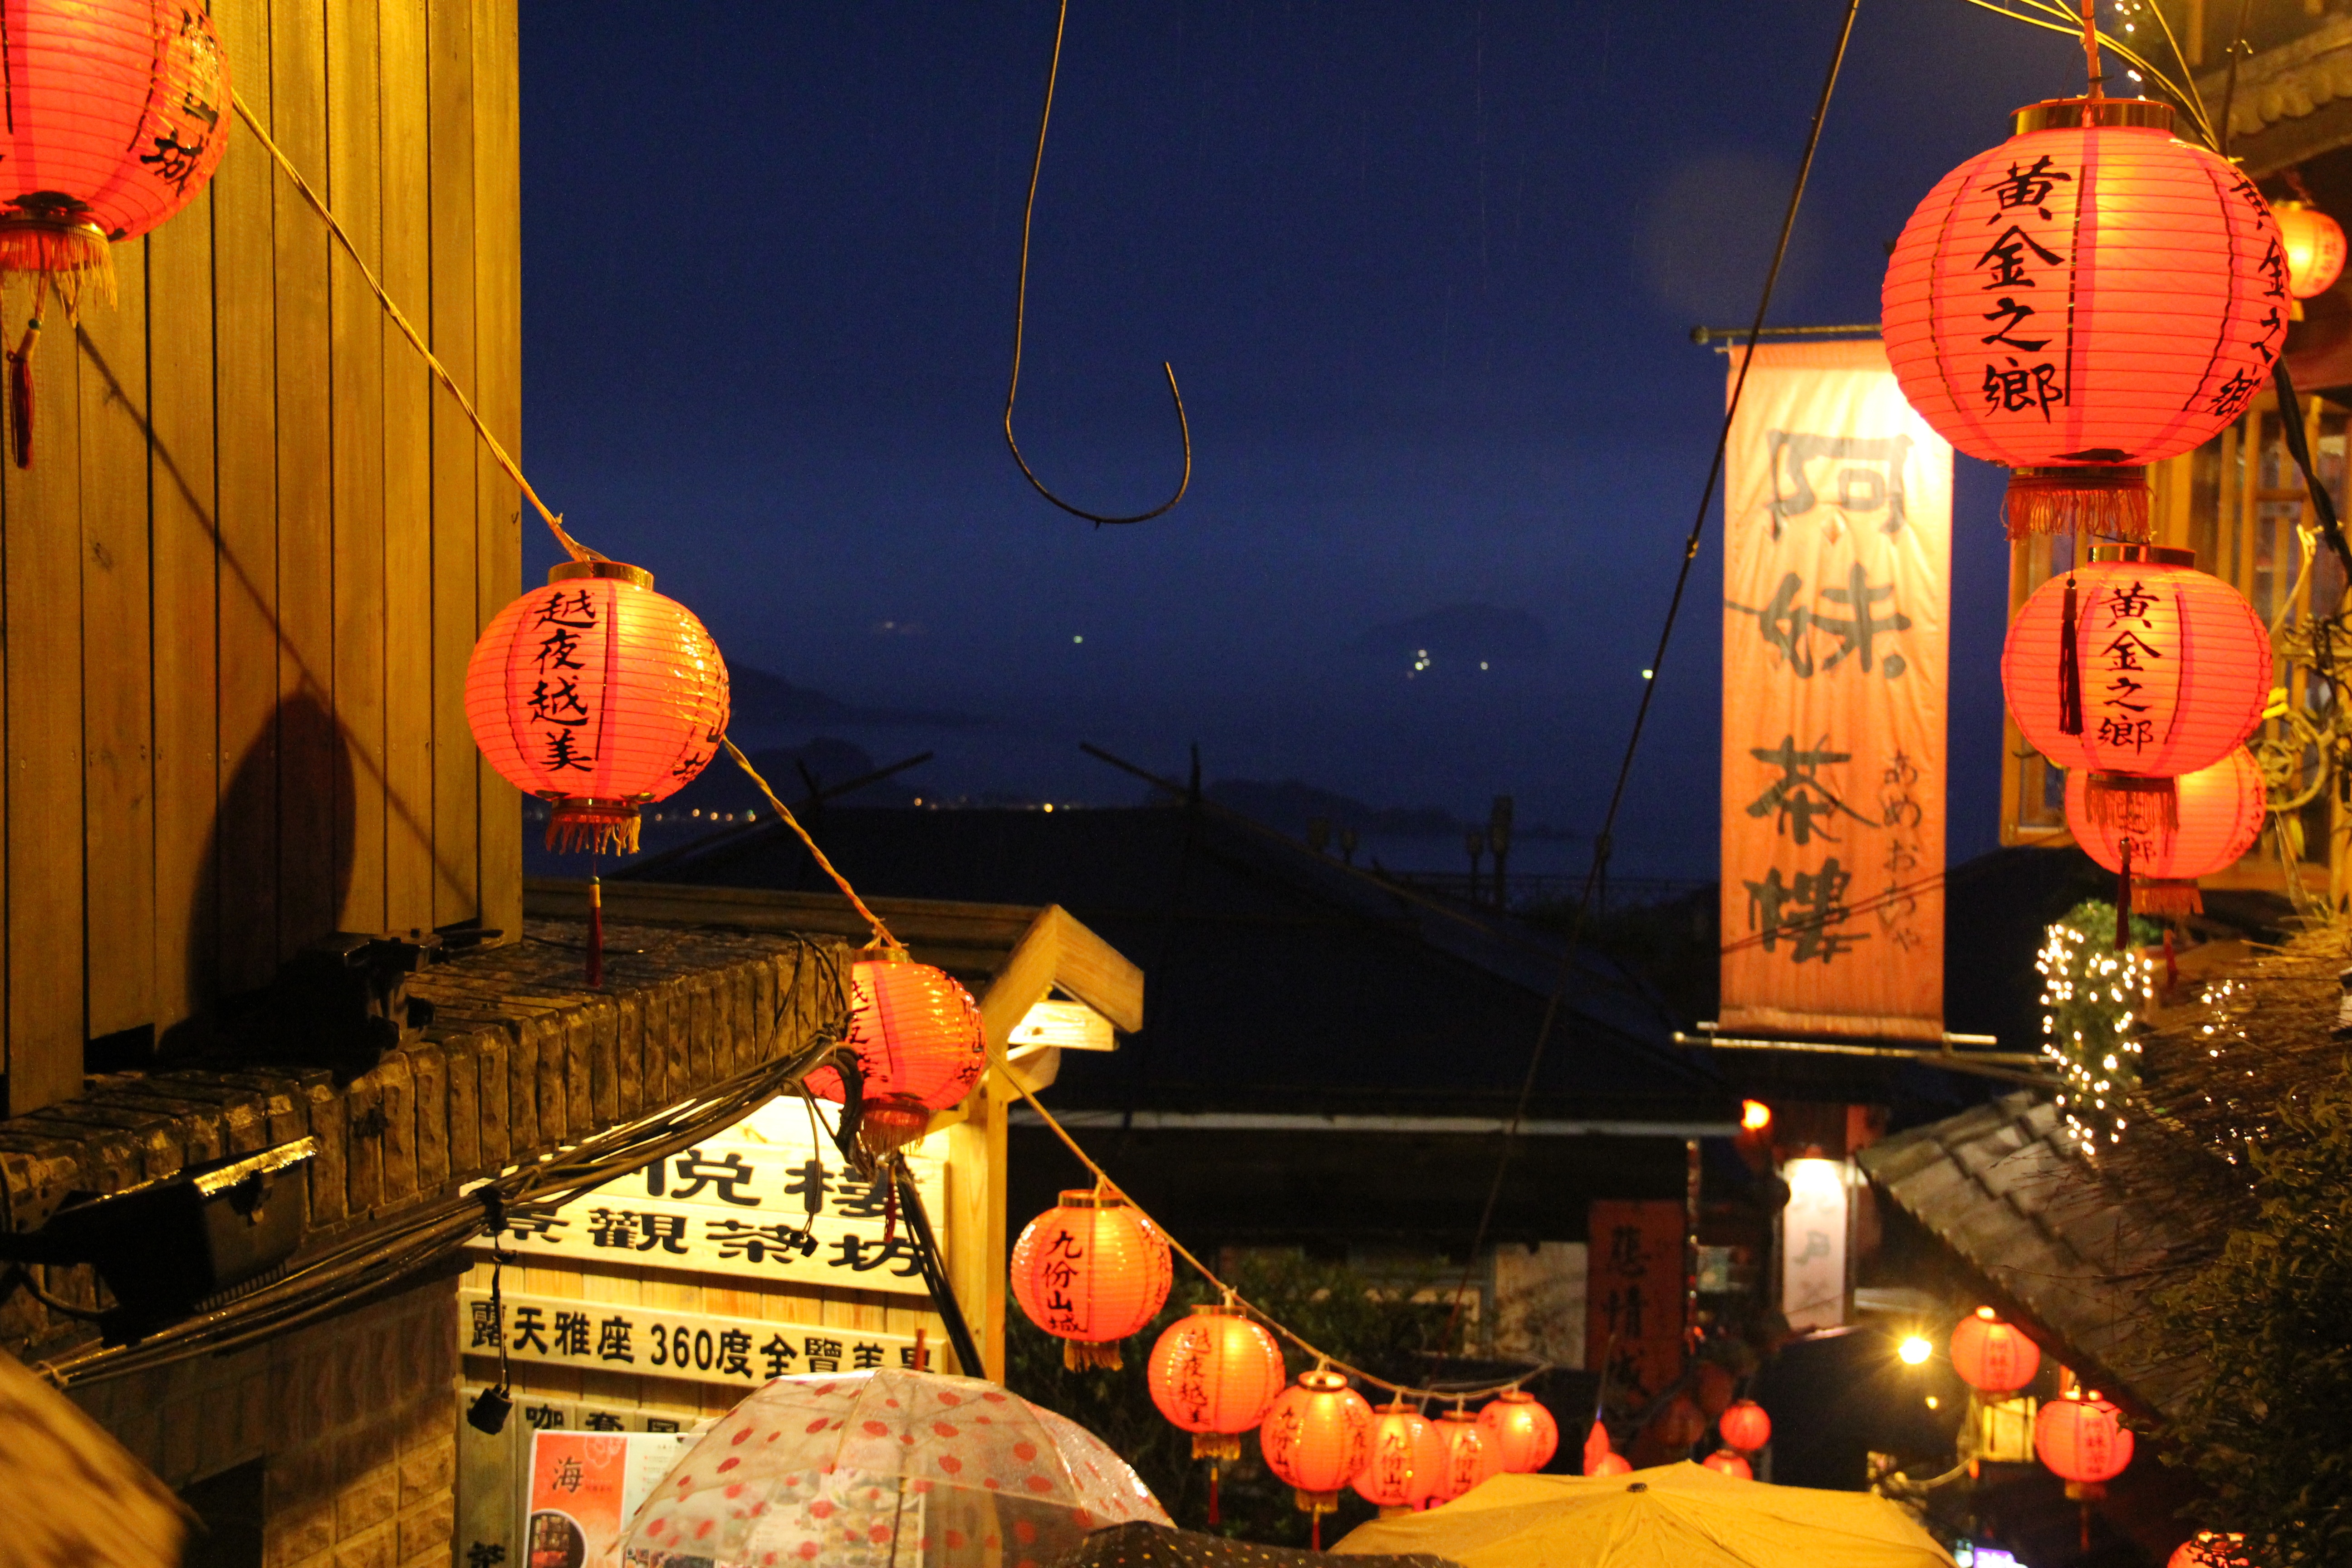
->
<box><xmin>1780</xmin><ymin>1157</ymin><xmax>1851</xmax><ymax>1331</ymax></box>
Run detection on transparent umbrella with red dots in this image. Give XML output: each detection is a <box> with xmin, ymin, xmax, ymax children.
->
<box><xmin>621</xmin><ymin>1368</ymin><xmax>1169</xmax><ymax>1568</ymax></box>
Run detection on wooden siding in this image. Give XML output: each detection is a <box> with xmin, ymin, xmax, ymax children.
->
<box><xmin>0</xmin><ymin>0</ymin><xmax>523</xmax><ymax>1115</ymax></box>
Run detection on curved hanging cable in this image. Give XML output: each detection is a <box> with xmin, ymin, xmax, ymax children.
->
<box><xmin>1003</xmin><ymin>0</ymin><xmax>1191</xmax><ymax>526</ymax></box>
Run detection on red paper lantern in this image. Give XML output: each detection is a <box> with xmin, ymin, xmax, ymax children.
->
<box><xmin>1701</xmin><ymin>1450</ymin><xmax>1753</xmax><ymax>1480</ymax></box>
<box><xmin>1260</xmin><ymin>1370</ymin><xmax>1375</xmax><ymax>1516</ymax></box>
<box><xmin>0</xmin><ymin>0</ymin><xmax>229</xmax><ymax>308</ymax></box>
<box><xmin>2276</xmin><ymin>201</ymin><xmax>2346</xmax><ymax>300</ymax></box>
<box><xmin>1427</xmin><ymin>1408</ymin><xmax>1494</xmax><ymax>1504</ymax></box>
<box><xmin>465</xmin><ymin>561</ymin><xmax>729</xmax><ymax>854</ymax></box>
<box><xmin>804</xmin><ymin>952</ymin><xmax>986</xmax><ymax>1155</ymax></box>
<box><xmin>1352</xmin><ymin>1401</ymin><xmax>1446</xmax><ymax>1515</ymax></box>
<box><xmin>1590</xmin><ymin>1451</ymin><xmax>1632</xmax><ymax>1477</ymax></box>
<box><xmin>2066</xmin><ymin>746</ymin><xmax>2267</xmax><ymax>917</ymax></box>
<box><xmin>1718</xmin><ymin>1399</ymin><xmax>1771</xmax><ymax>1455</ymax></box>
<box><xmin>2035</xmin><ymin>1389</ymin><xmax>2135</xmax><ymax>1487</ymax></box>
<box><xmin>1010</xmin><ymin>1188</ymin><xmax>1171</xmax><ymax>1371</ymax></box>
<box><xmin>1147</xmin><ymin>1305</ymin><xmax>1286</xmax><ymax>1461</ymax></box>
<box><xmin>2001</xmin><ymin>545</ymin><xmax>2270</xmax><ymax>779</ymax></box>
<box><xmin>2169</xmin><ymin>1533</ymin><xmax>2254</xmax><ymax>1568</ymax></box>
<box><xmin>1883</xmin><ymin>96</ymin><xmax>2286</xmax><ymax>539</ymax></box>
<box><xmin>1475</xmin><ymin>1390</ymin><xmax>1558</xmax><ymax>1475</ymax></box>
<box><xmin>1950</xmin><ymin>1307</ymin><xmax>2042</xmax><ymax>1394</ymax></box>
<box><xmin>1580</xmin><ymin>1419</ymin><xmax>1617</xmax><ymax>1477</ymax></box>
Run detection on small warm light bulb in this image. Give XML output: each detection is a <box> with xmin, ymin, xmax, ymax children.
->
<box><xmin>1925</xmin><ymin>1395</ymin><xmax>1940</xmax><ymax>1410</ymax></box>
<box><xmin>1899</xmin><ymin>1336</ymin><xmax>1933</xmax><ymax>1366</ymax></box>
<box><xmin>1741</xmin><ymin>1099</ymin><xmax>1772</xmax><ymax>1132</ymax></box>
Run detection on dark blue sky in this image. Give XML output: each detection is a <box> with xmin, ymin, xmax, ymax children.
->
<box><xmin>518</xmin><ymin>3</ymin><xmax>2105</xmax><ymax>878</ymax></box>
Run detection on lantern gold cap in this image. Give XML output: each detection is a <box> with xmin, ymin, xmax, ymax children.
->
<box><xmin>2013</xmin><ymin>97</ymin><xmax>2176</xmax><ymax>135</ymax></box>
<box><xmin>1056</xmin><ymin>1187</ymin><xmax>1128</xmax><ymax>1209</ymax></box>
<box><xmin>2088</xmin><ymin>543</ymin><xmax>2195</xmax><ymax>567</ymax></box>
<box><xmin>547</xmin><ymin>558</ymin><xmax>653</xmax><ymax>589</ymax></box>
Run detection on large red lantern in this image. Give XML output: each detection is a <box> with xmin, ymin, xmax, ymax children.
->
<box><xmin>465</xmin><ymin>561</ymin><xmax>729</xmax><ymax>854</ymax></box>
<box><xmin>1718</xmin><ymin>1399</ymin><xmax>1771</xmax><ymax>1454</ymax></box>
<box><xmin>2066</xmin><ymin>746</ymin><xmax>2267</xmax><ymax>917</ymax></box>
<box><xmin>1475</xmin><ymin>1389</ymin><xmax>1558</xmax><ymax>1475</ymax></box>
<box><xmin>1428</xmin><ymin>1408</ymin><xmax>1494</xmax><ymax>1504</ymax></box>
<box><xmin>1147</xmin><ymin>1305</ymin><xmax>1286</xmax><ymax>1460</ymax></box>
<box><xmin>1950</xmin><ymin>1307</ymin><xmax>2042</xmax><ymax>1394</ymax></box>
<box><xmin>2169</xmin><ymin>1533</ymin><xmax>2254</xmax><ymax>1568</ymax></box>
<box><xmin>0</xmin><ymin>0</ymin><xmax>228</xmax><ymax>307</ymax></box>
<box><xmin>2035</xmin><ymin>1388</ymin><xmax>2135</xmax><ymax>1490</ymax></box>
<box><xmin>2276</xmin><ymin>201</ymin><xmax>2346</xmax><ymax>302</ymax></box>
<box><xmin>804</xmin><ymin>951</ymin><xmax>987</xmax><ymax>1155</ymax></box>
<box><xmin>1883</xmin><ymin>96</ymin><xmax>2286</xmax><ymax>539</ymax></box>
<box><xmin>1009</xmin><ymin>1188</ymin><xmax>1171</xmax><ymax>1371</ymax></box>
<box><xmin>0</xmin><ymin>1</ymin><xmax>231</xmax><ymax>466</ymax></box>
<box><xmin>1701</xmin><ymin>1450</ymin><xmax>1753</xmax><ymax>1480</ymax></box>
<box><xmin>1352</xmin><ymin>1401</ymin><xmax>1446</xmax><ymax>1517</ymax></box>
<box><xmin>1260</xmin><ymin>1370</ymin><xmax>1375</xmax><ymax>1523</ymax></box>
<box><xmin>2001</xmin><ymin>546</ymin><xmax>2270</xmax><ymax>779</ymax></box>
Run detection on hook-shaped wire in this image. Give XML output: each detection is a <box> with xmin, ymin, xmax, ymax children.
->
<box><xmin>1002</xmin><ymin>0</ymin><xmax>1191</xmax><ymax>527</ymax></box>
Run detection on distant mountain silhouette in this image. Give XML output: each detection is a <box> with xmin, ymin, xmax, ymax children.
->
<box><xmin>1357</xmin><ymin>603</ymin><xmax>1550</xmax><ymax>667</ymax></box>
<box><xmin>728</xmin><ymin>663</ymin><xmax>991</xmax><ymax>729</ymax></box>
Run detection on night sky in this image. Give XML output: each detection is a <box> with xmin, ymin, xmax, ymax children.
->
<box><xmin>517</xmin><ymin>3</ymin><xmax>2108</xmax><ymax>881</ymax></box>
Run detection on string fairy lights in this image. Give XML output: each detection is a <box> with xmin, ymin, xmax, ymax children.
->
<box><xmin>2038</xmin><ymin>908</ymin><xmax>2154</xmax><ymax>1150</ymax></box>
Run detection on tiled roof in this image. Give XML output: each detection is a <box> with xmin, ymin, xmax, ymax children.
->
<box><xmin>1858</xmin><ymin>1091</ymin><xmax>2204</xmax><ymax>1419</ymax></box>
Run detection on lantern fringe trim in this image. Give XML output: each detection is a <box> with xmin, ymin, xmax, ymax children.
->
<box><xmin>545</xmin><ymin>799</ymin><xmax>641</xmax><ymax>856</ymax></box>
<box><xmin>2005</xmin><ymin>466</ymin><xmax>2151</xmax><ymax>542</ymax></box>
<box><xmin>2082</xmin><ymin>774</ymin><xmax>2180</xmax><ymax>834</ymax></box>
<box><xmin>855</xmin><ymin>1096</ymin><xmax>933</xmax><ymax>1161</ymax></box>
<box><xmin>1291</xmin><ymin>1488</ymin><xmax>1340</xmax><ymax>1516</ymax></box>
<box><xmin>2135</xmin><ymin>877</ymin><xmax>2204</xmax><ymax>917</ymax></box>
<box><xmin>1063</xmin><ymin>1340</ymin><xmax>1123</xmax><ymax>1372</ymax></box>
<box><xmin>0</xmin><ymin>219</ymin><xmax>116</xmax><ymax>320</ymax></box>
<box><xmin>1191</xmin><ymin>1433</ymin><xmax>1241</xmax><ymax>1462</ymax></box>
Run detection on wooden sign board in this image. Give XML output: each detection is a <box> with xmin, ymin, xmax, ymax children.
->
<box><xmin>463</xmin><ymin>1286</ymin><xmax>924</xmax><ymax>1390</ymax></box>
<box><xmin>1584</xmin><ymin>1199</ymin><xmax>1686</xmax><ymax>1404</ymax></box>
<box><xmin>469</xmin><ymin>1101</ymin><xmax>946</xmax><ymax>1298</ymax></box>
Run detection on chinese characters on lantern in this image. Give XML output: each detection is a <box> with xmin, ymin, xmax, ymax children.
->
<box><xmin>1975</xmin><ymin>153</ymin><xmax>2073</xmax><ymax>419</ymax></box>
<box><xmin>527</xmin><ymin>588</ymin><xmax>604</xmax><ymax>777</ymax></box>
<box><xmin>1721</xmin><ymin>343</ymin><xmax>1950</xmax><ymax>1040</ymax></box>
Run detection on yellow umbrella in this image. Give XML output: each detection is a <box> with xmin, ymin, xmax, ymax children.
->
<box><xmin>1329</xmin><ymin>1463</ymin><xmax>1952</xmax><ymax>1568</ymax></box>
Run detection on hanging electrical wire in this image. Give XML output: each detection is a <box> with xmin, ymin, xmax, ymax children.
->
<box><xmin>1001</xmin><ymin>0</ymin><xmax>1193</xmax><ymax>527</ymax></box>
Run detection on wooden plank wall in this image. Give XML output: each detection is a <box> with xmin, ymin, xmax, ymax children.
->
<box><xmin>0</xmin><ymin>0</ymin><xmax>523</xmax><ymax>1115</ymax></box>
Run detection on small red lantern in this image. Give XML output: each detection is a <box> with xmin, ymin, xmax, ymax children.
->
<box><xmin>465</xmin><ymin>561</ymin><xmax>729</xmax><ymax>853</ymax></box>
<box><xmin>1147</xmin><ymin>1305</ymin><xmax>1286</xmax><ymax>1460</ymax></box>
<box><xmin>1883</xmin><ymin>95</ymin><xmax>2286</xmax><ymax>539</ymax></box>
<box><xmin>1693</xmin><ymin>1362</ymin><xmax>1735</xmax><ymax>1419</ymax></box>
<box><xmin>1009</xmin><ymin>1188</ymin><xmax>1171</xmax><ymax>1371</ymax></box>
<box><xmin>1701</xmin><ymin>1450</ymin><xmax>1753</xmax><ymax>1480</ymax></box>
<box><xmin>1260</xmin><ymin>1369</ymin><xmax>1375</xmax><ymax>1522</ymax></box>
<box><xmin>2276</xmin><ymin>201</ymin><xmax>2346</xmax><ymax>302</ymax></box>
<box><xmin>2066</xmin><ymin>746</ymin><xmax>2267</xmax><ymax>917</ymax></box>
<box><xmin>0</xmin><ymin>0</ymin><xmax>228</xmax><ymax>307</ymax></box>
<box><xmin>2001</xmin><ymin>546</ymin><xmax>2270</xmax><ymax>780</ymax></box>
<box><xmin>1590</xmin><ymin>1451</ymin><xmax>1632</xmax><ymax>1477</ymax></box>
<box><xmin>1428</xmin><ymin>1408</ymin><xmax>1494</xmax><ymax>1504</ymax></box>
<box><xmin>2169</xmin><ymin>1533</ymin><xmax>2254</xmax><ymax>1568</ymax></box>
<box><xmin>1475</xmin><ymin>1389</ymin><xmax>1558</xmax><ymax>1475</ymax></box>
<box><xmin>1950</xmin><ymin>1307</ymin><xmax>2042</xmax><ymax>1395</ymax></box>
<box><xmin>1352</xmin><ymin>1401</ymin><xmax>1446</xmax><ymax>1517</ymax></box>
<box><xmin>804</xmin><ymin>951</ymin><xmax>987</xmax><ymax>1156</ymax></box>
<box><xmin>1581</xmin><ymin>1419</ymin><xmax>1617</xmax><ymax>1477</ymax></box>
<box><xmin>1718</xmin><ymin>1399</ymin><xmax>1771</xmax><ymax>1454</ymax></box>
<box><xmin>2035</xmin><ymin>1388</ymin><xmax>2135</xmax><ymax>1490</ymax></box>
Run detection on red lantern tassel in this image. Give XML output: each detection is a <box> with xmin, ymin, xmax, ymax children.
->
<box><xmin>2058</xmin><ymin>573</ymin><xmax>2083</xmax><ymax>736</ymax></box>
<box><xmin>2006</xmin><ymin>465</ymin><xmax>2152</xmax><ymax>542</ymax></box>
<box><xmin>586</xmin><ymin>874</ymin><xmax>604</xmax><ymax>989</ymax></box>
<box><xmin>2115</xmin><ymin>839</ymin><xmax>2132</xmax><ymax>952</ymax></box>
<box><xmin>1206</xmin><ymin>1463</ymin><xmax>1220</xmax><ymax>1527</ymax></box>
